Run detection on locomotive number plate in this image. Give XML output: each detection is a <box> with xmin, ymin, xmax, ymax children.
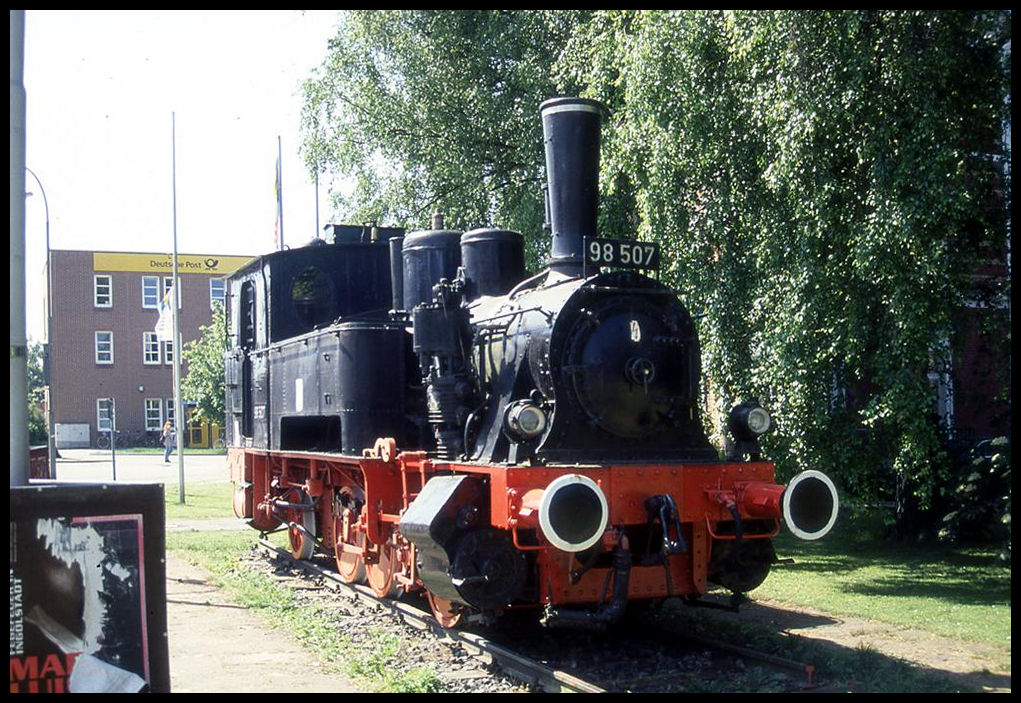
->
<box><xmin>584</xmin><ymin>237</ymin><xmax>660</xmax><ymax>270</ymax></box>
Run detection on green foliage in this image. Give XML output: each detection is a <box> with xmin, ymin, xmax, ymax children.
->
<box><xmin>181</xmin><ymin>305</ymin><xmax>227</xmax><ymax>427</ymax></box>
<box><xmin>27</xmin><ymin>341</ymin><xmax>48</xmax><ymax>445</ymax></box>
<box><xmin>301</xmin><ymin>10</ymin><xmax>591</xmax><ymax>267</ymax></box>
<box><xmin>561</xmin><ymin>10</ymin><xmax>1010</xmax><ymax>523</ymax></box>
<box><xmin>300</xmin><ymin>10</ymin><xmax>1010</xmax><ymax>535</ymax></box>
<box><xmin>939</xmin><ymin>437</ymin><xmax>1011</xmax><ymax>559</ymax></box>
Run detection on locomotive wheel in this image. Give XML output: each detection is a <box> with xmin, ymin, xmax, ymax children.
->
<box><xmin>285</xmin><ymin>491</ymin><xmax>316</xmax><ymax>561</ymax></box>
<box><xmin>426</xmin><ymin>591</ymin><xmax>464</xmax><ymax>629</ymax></box>
<box><xmin>365</xmin><ymin>543</ymin><xmax>400</xmax><ymax>599</ymax></box>
<box><xmin>334</xmin><ymin>527</ymin><xmax>366</xmax><ymax>585</ymax></box>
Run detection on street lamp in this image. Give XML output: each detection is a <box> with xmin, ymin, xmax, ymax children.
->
<box><xmin>25</xmin><ymin>166</ymin><xmax>55</xmax><ymax>480</ymax></box>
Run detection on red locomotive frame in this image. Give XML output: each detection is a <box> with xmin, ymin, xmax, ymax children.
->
<box><xmin>230</xmin><ymin>439</ymin><xmax>800</xmax><ymax>627</ymax></box>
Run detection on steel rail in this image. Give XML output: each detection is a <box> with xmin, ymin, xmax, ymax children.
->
<box><xmin>255</xmin><ymin>539</ymin><xmax>606</xmax><ymax>693</ymax></box>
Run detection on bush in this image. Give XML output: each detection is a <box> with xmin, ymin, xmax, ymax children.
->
<box><xmin>939</xmin><ymin>437</ymin><xmax>1011</xmax><ymax>560</ymax></box>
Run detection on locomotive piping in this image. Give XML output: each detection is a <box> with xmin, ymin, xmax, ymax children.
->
<box><xmin>541</xmin><ymin>534</ymin><xmax>632</xmax><ymax>630</ymax></box>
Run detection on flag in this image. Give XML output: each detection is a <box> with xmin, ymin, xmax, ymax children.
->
<box><xmin>155</xmin><ymin>284</ymin><xmax>174</xmax><ymax>342</ymax></box>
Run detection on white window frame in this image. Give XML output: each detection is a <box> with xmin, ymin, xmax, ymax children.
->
<box><xmin>95</xmin><ymin>331</ymin><xmax>114</xmax><ymax>364</ymax></box>
<box><xmin>163</xmin><ymin>339</ymin><xmax>173</xmax><ymax>365</ymax></box>
<box><xmin>210</xmin><ymin>277</ymin><xmax>226</xmax><ymax>310</ymax></box>
<box><xmin>142</xmin><ymin>275</ymin><xmax>160</xmax><ymax>309</ymax></box>
<box><xmin>143</xmin><ymin>331</ymin><xmax>161</xmax><ymax>365</ymax></box>
<box><xmin>97</xmin><ymin>398</ymin><xmax>115</xmax><ymax>431</ymax></box>
<box><xmin>94</xmin><ymin>274</ymin><xmax>113</xmax><ymax>308</ymax></box>
<box><xmin>166</xmin><ymin>398</ymin><xmax>176</xmax><ymax>425</ymax></box>
<box><xmin>144</xmin><ymin>398</ymin><xmax>163</xmax><ymax>431</ymax></box>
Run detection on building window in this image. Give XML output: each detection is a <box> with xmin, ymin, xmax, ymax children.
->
<box><xmin>142</xmin><ymin>276</ymin><xmax>160</xmax><ymax>308</ymax></box>
<box><xmin>210</xmin><ymin>278</ymin><xmax>226</xmax><ymax>310</ymax></box>
<box><xmin>97</xmin><ymin>398</ymin><xmax>115</xmax><ymax>431</ymax></box>
<box><xmin>94</xmin><ymin>275</ymin><xmax>112</xmax><ymax>308</ymax></box>
<box><xmin>163</xmin><ymin>339</ymin><xmax>173</xmax><ymax>365</ymax></box>
<box><xmin>166</xmin><ymin>398</ymin><xmax>176</xmax><ymax>426</ymax></box>
<box><xmin>143</xmin><ymin>332</ymin><xmax>161</xmax><ymax>365</ymax></box>
<box><xmin>144</xmin><ymin>398</ymin><xmax>163</xmax><ymax>431</ymax></box>
<box><xmin>95</xmin><ymin>331</ymin><xmax>114</xmax><ymax>364</ymax></box>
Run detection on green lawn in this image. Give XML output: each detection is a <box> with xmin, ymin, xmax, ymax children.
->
<box><xmin>163</xmin><ymin>480</ymin><xmax>235</xmax><ymax>519</ymax></box>
<box><xmin>758</xmin><ymin>528</ymin><xmax>1011</xmax><ymax>648</ymax></box>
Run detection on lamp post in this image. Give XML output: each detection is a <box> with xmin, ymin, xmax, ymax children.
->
<box><xmin>25</xmin><ymin>166</ymin><xmax>56</xmax><ymax>480</ymax></box>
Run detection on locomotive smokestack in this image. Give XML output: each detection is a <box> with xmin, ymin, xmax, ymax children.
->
<box><xmin>540</xmin><ymin>97</ymin><xmax>604</xmax><ymax>276</ymax></box>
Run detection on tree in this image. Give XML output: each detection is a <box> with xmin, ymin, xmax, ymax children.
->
<box><xmin>26</xmin><ymin>341</ymin><xmax>48</xmax><ymax>445</ymax></box>
<box><xmin>181</xmin><ymin>306</ymin><xmax>227</xmax><ymax>428</ymax></box>
<box><xmin>299</xmin><ymin>10</ymin><xmax>1010</xmax><ymax>532</ymax></box>
<box><xmin>300</xmin><ymin>10</ymin><xmax>592</xmax><ymax>267</ymax></box>
<box><xmin>561</xmin><ymin>10</ymin><xmax>1010</xmax><ymax>526</ymax></box>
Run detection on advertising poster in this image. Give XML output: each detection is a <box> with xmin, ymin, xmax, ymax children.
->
<box><xmin>9</xmin><ymin>485</ymin><xmax>168</xmax><ymax>693</ymax></box>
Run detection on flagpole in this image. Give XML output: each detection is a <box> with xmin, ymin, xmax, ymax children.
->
<box><xmin>277</xmin><ymin>135</ymin><xmax>284</xmax><ymax>250</ymax></box>
<box><xmin>172</xmin><ymin>112</ymin><xmax>185</xmax><ymax>504</ymax></box>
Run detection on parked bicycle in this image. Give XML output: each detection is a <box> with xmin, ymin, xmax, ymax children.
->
<box><xmin>95</xmin><ymin>429</ymin><xmax>123</xmax><ymax>450</ymax></box>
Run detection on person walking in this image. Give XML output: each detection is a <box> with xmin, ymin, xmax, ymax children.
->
<box><xmin>161</xmin><ymin>420</ymin><xmax>176</xmax><ymax>464</ymax></box>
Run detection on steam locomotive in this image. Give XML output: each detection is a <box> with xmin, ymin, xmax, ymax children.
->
<box><xmin>227</xmin><ymin>97</ymin><xmax>838</xmax><ymax>628</ymax></box>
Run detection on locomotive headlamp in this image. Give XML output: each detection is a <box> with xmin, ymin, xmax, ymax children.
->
<box><xmin>746</xmin><ymin>406</ymin><xmax>771</xmax><ymax>435</ymax></box>
<box><xmin>506</xmin><ymin>401</ymin><xmax>548</xmax><ymax>440</ymax></box>
<box><xmin>728</xmin><ymin>400</ymin><xmax>772</xmax><ymax>440</ymax></box>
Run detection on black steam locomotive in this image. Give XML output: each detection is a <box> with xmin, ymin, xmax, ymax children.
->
<box><xmin>227</xmin><ymin>98</ymin><xmax>838</xmax><ymax>628</ymax></box>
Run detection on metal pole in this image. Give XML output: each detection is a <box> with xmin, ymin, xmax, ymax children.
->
<box><xmin>172</xmin><ymin>112</ymin><xmax>185</xmax><ymax>504</ymax></box>
<box><xmin>110</xmin><ymin>400</ymin><xmax>117</xmax><ymax>481</ymax></box>
<box><xmin>25</xmin><ymin>166</ymin><xmax>56</xmax><ymax>480</ymax></box>
<box><xmin>10</xmin><ymin>10</ymin><xmax>29</xmax><ymax>487</ymax></box>
<box><xmin>277</xmin><ymin>135</ymin><xmax>284</xmax><ymax>249</ymax></box>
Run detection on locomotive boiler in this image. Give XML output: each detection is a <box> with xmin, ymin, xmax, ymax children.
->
<box><xmin>227</xmin><ymin>97</ymin><xmax>839</xmax><ymax>628</ymax></box>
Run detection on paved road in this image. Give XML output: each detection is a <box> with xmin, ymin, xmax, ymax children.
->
<box><xmin>51</xmin><ymin>448</ymin><xmax>229</xmax><ymax>485</ymax></box>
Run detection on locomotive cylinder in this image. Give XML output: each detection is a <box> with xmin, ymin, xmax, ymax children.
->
<box><xmin>540</xmin><ymin>97</ymin><xmax>604</xmax><ymax>276</ymax></box>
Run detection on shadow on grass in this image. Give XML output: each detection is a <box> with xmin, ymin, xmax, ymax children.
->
<box><xmin>657</xmin><ymin>598</ymin><xmax>1011</xmax><ymax>693</ymax></box>
<box><xmin>772</xmin><ymin>534</ymin><xmax>1011</xmax><ymax>608</ymax></box>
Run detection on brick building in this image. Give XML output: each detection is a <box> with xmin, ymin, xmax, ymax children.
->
<box><xmin>49</xmin><ymin>250</ymin><xmax>253</xmax><ymax>448</ymax></box>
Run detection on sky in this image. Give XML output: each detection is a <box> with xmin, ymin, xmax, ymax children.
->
<box><xmin>21</xmin><ymin>10</ymin><xmax>344</xmax><ymax>341</ymax></box>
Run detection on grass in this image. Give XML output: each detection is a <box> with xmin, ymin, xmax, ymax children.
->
<box><xmin>756</xmin><ymin>521</ymin><xmax>1011</xmax><ymax>648</ymax></box>
<box><xmin>165</xmin><ymin>483</ymin><xmax>1011</xmax><ymax>691</ymax></box>
<box><xmin>163</xmin><ymin>480</ymin><xmax>235</xmax><ymax>519</ymax></box>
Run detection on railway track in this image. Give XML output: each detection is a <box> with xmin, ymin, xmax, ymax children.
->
<box><xmin>255</xmin><ymin>539</ymin><xmax>601</xmax><ymax>692</ymax></box>
<box><xmin>254</xmin><ymin>539</ymin><xmax>821</xmax><ymax>693</ymax></box>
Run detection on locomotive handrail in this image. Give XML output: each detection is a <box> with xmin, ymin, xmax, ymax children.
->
<box><xmin>581</xmin><ymin>285</ymin><xmax>679</xmax><ymax>296</ymax></box>
<box><xmin>507</xmin><ymin>269</ymin><xmax>550</xmax><ymax>299</ymax></box>
<box><xmin>472</xmin><ymin>305</ymin><xmax>553</xmax><ymax>327</ymax></box>
<box><xmin>704</xmin><ymin>515</ymin><xmax>780</xmax><ymax>541</ymax></box>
